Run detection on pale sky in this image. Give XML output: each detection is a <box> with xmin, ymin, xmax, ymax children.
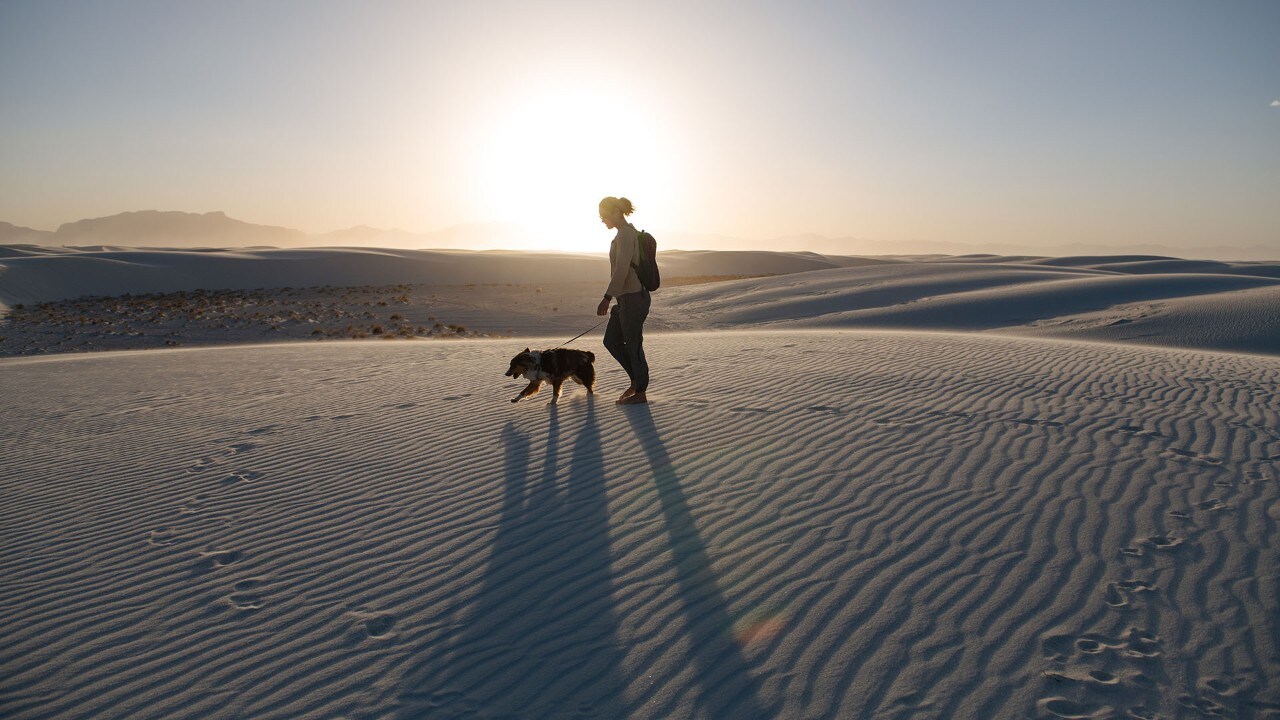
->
<box><xmin>1</xmin><ymin>0</ymin><xmax>1277</xmax><ymax>253</ymax></box>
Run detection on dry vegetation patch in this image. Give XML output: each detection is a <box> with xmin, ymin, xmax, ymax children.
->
<box><xmin>0</xmin><ymin>284</ymin><xmax>487</xmax><ymax>356</ymax></box>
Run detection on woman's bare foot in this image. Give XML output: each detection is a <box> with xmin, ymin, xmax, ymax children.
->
<box><xmin>617</xmin><ymin>386</ymin><xmax>636</xmax><ymax>403</ymax></box>
<box><xmin>617</xmin><ymin>392</ymin><xmax>648</xmax><ymax>405</ymax></box>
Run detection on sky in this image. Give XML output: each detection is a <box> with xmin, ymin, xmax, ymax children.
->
<box><xmin>1</xmin><ymin>0</ymin><xmax>1277</xmax><ymax>254</ymax></box>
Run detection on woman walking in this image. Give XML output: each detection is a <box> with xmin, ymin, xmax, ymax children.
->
<box><xmin>596</xmin><ymin>196</ymin><xmax>651</xmax><ymax>405</ymax></box>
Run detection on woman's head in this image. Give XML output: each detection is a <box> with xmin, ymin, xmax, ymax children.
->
<box><xmin>599</xmin><ymin>196</ymin><xmax>634</xmax><ymax>229</ymax></box>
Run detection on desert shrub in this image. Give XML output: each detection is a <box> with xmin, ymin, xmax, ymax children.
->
<box><xmin>390</xmin><ymin>314</ymin><xmax>404</xmax><ymax>321</ymax></box>
<box><xmin>371</xmin><ymin>324</ymin><xmax>384</xmax><ymax>334</ymax></box>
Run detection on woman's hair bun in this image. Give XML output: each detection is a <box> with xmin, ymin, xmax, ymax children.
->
<box><xmin>599</xmin><ymin>196</ymin><xmax>635</xmax><ymax>216</ymax></box>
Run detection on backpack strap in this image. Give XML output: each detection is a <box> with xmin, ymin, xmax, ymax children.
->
<box><xmin>630</xmin><ymin>228</ymin><xmax>646</xmax><ymax>270</ymax></box>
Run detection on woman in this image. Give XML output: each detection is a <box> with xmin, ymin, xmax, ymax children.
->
<box><xmin>596</xmin><ymin>196</ymin><xmax>650</xmax><ymax>405</ymax></box>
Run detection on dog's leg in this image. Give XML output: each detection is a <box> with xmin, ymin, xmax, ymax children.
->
<box><xmin>512</xmin><ymin>381</ymin><xmax>542</xmax><ymax>403</ymax></box>
<box><xmin>550</xmin><ymin>378</ymin><xmax>564</xmax><ymax>405</ymax></box>
<box><xmin>578</xmin><ymin>365</ymin><xmax>595</xmax><ymax>394</ymax></box>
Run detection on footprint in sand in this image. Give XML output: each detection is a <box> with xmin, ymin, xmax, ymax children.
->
<box><xmin>1177</xmin><ymin>693</ymin><xmax>1227</xmax><ymax>716</ymax></box>
<box><xmin>1104</xmin><ymin>580</ymin><xmax>1157</xmax><ymax>608</ymax></box>
<box><xmin>179</xmin><ymin>494</ymin><xmax>209</xmax><ymax>514</ymax></box>
<box><xmin>220</xmin><ymin>470</ymin><xmax>263</xmax><ymax>485</ymax></box>
<box><xmin>245</xmin><ymin>425</ymin><xmax>280</xmax><ymax>436</ymax></box>
<box><xmin>347</xmin><ymin>611</ymin><xmax>397</xmax><ymax>640</ymax></box>
<box><xmin>1043</xmin><ymin>628</ymin><xmax>1161</xmax><ymax>661</ymax></box>
<box><xmin>1043</xmin><ymin>633</ymin><xmax>1121</xmax><ymax>659</ymax></box>
<box><xmin>365</xmin><ymin>615</ymin><xmax>396</xmax><ymax>638</ymax></box>
<box><xmin>1122</xmin><ymin>628</ymin><xmax>1162</xmax><ymax>659</ymax></box>
<box><xmin>187</xmin><ymin>457</ymin><xmax>216</xmax><ymax>473</ymax></box>
<box><xmin>1122</xmin><ymin>535</ymin><xmax>1184</xmax><ymax>557</ymax></box>
<box><xmin>227</xmin><ymin>578</ymin><xmax>264</xmax><ymax>611</ymax></box>
<box><xmin>229</xmin><ymin>442</ymin><xmax>258</xmax><ymax>454</ymax></box>
<box><xmin>1036</xmin><ymin>697</ymin><xmax>1113</xmax><ymax>719</ymax></box>
<box><xmin>195</xmin><ymin>549</ymin><xmax>242</xmax><ymax>572</ymax></box>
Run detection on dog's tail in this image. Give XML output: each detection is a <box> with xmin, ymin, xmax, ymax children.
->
<box><xmin>587</xmin><ymin>351</ymin><xmax>595</xmax><ymax>362</ymax></box>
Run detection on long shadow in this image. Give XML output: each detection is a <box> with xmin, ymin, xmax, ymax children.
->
<box><xmin>624</xmin><ymin>405</ymin><xmax>773</xmax><ymax>717</ymax></box>
<box><xmin>398</xmin><ymin>401</ymin><xmax>628</xmax><ymax>718</ymax></box>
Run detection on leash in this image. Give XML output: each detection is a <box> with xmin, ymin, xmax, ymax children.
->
<box><xmin>554</xmin><ymin>318</ymin><xmax>606</xmax><ymax>349</ymax></box>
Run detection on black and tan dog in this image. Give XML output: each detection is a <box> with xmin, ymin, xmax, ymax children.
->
<box><xmin>505</xmin><ymin>347</ymin><xmax>596</xmax><ymax>404</ymax></box>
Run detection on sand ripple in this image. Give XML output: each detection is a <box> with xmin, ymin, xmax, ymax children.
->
<box><xmin>1</xmin><ymin>332</ymin><xmax>1277</xmax><ymax>718</ymax></box>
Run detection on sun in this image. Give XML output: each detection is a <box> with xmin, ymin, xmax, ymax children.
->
<box><xmin>467</xmin><ymin>85</ymin><xmax>677</xmax><ymax>253</ymax></box>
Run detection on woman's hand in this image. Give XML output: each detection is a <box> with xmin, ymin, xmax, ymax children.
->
<box><xmin>597</xmin><ymin>297</ymin><xmax>611</xmax><ymax>316</ymax></box>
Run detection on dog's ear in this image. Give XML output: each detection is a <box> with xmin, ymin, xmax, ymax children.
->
<box><xmin>523</xmin><ymin>347</ymin><xmax>530</xmax><ymax>353</ymax></box>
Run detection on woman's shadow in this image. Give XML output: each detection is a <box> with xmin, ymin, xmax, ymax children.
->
<box><xmin>398</xmin><ymin>400</ymin><xmax>629</xmax><ymax>718</ymax></box>
<box><xmin>624</xmin><ymin>404</ymin><xmax>771</xmax><ymax>718</ymax></box>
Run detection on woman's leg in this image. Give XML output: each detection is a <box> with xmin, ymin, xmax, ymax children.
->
<box><xmin>603</xmin><ymin>305</ymin><xmax>634</xmax><ymax>385</ymax></box>
<box><xmin>618</xmin><ymin>290</ymin><xmax>650</xmax><ymax>394</ymax></box>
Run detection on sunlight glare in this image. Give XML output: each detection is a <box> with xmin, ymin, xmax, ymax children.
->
<box><xmin>469</xmin><ymin>86</ymin><xmax>676</xmax><ymax>253</ymax></box>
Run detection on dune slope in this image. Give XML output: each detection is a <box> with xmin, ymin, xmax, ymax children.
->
<box><xmin>2</xmin><ymin>332</ymin><xmax>1277</xmax><ymax>719</ymax></box>
<box><xmin>655</xmin><ymin>263</ymin><xmax>1280</xmax><ymax>356</ymax></box>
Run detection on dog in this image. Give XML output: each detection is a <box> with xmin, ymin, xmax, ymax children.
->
<box><xmin>505</xmin><ymin>347</ymin><xmax>596</xmax><ymax>404</ymax></box>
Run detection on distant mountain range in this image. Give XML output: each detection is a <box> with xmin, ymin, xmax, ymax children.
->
<box><xmin>1</xmin><ymin>210</ymin><xmax>1276</xmax><ymax>261</ymax></box>
<box><xmin>1</xmin><ymin>211</ymin><xmax>305</xmax><ymax>248</ymax></box>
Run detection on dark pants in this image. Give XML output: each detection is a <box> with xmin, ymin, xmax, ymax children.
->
<box><xmin>603</xmin><ymin>289</ymin><xmax>650</xmax><ymax>392</ymax></box>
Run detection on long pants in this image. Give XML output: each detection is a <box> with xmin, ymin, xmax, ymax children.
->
<box><xmin>603</xmin><ymin>289</ymin><xmax>650</xmax><ymax>393</ymax></box>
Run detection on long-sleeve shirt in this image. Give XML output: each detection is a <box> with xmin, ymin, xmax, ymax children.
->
<box><xmin>606</xmin><ymin>223</ymin><xmax>643</xmax><ymax>298</ymax></box>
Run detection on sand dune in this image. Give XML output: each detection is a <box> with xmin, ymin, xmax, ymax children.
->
<box><xmin>5</xmin><ymin>247</ymin><xmax>1277</xmax><ymax>357</ymax></box>
<box><xmin>655</xmin><ymin>262</ymin><xmax>1280</xmax><ymax>356</ymax></box>
<box><xmin>0</xmin><ymin>246</ymin><xmax>855</xmax><ymax>309</ymax></box>
<box><xmin>2</xmin><ymin>332</ymin><xmax>1277</xmax><ymax>718</ymax></box>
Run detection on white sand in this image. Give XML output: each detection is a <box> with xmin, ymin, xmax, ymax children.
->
<box><xmin>2</xmin><ymin>248</ymin><xmax>1279</xmax><ymax>719</ymax></box>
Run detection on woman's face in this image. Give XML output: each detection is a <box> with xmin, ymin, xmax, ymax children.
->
<box><xmin>600</xmin><ymin>206</ymin><xmax>622</xmax><ymax>230</ymax></box>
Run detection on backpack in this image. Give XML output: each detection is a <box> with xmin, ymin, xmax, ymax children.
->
<box><xmin>630</xmin><ymin>229</ymin><xmax>661</xmax><ymax>291</ymax></box>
